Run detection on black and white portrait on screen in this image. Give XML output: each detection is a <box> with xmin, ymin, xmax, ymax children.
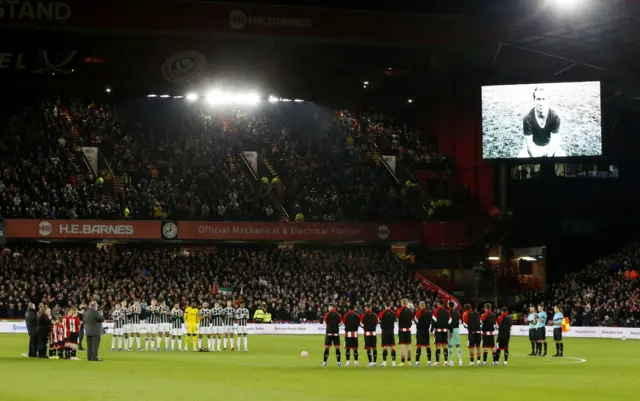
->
<box><xmin>482</xmin><ymin>81</ymin><xmax>602</xmax><ymax>159</ymax></box>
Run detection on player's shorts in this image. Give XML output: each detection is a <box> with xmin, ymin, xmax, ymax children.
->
<box><xmin>536</xmin><ymin>327</ymin><xmax>546</xmax><ymax>341</ymax></box>
<box><xmin>398</xmin><ymin>331</ymin><xmax>411</xmax><ymax>345</ymax></box>
<box><xmin>211</xmin><ymin>325</ymin><xmax>223</xmax><ymax>335</ymax></box>
<box><xmin>69</xmin><ymin>332</ymin><xmax>79</xmax><ymax>343</ymax></box>
<box><xmin>186</xmin><ymin>324</ymin><xmax>197</xmax><ymax>335</ymax></box>
<box><xmin>497</xmin><ymin>335</ymin><xmax>510</xmax><ymax>350</ymax></box>
<box><xmin>482</xmin><ymin>335</ymin><xmax>495</xmax><ymax>348</ymax></box>
<box><xmin>434</xmin><ymin>331</ymin><xmax>448</xmax><ymax>345</ymax></box>
<box><xmin>345</xmin><ymin>337</ymin><xmax>359</xmax><ymax>349</ymax></box>
<box><xmin>447</xmin><ymin>328</ymin><xmax>460</xmax><ymax>346</ymax></box>
<box><xmin>528</xmin><ymin>328</ymin><xmax>537</xmax><ymax>341</ymax></box>
<box><xmin>123</xmin><ymin>324</ymin><xmax>131</xmax><ymax>334</ymax></box>
<box><xmin>236</xmin><ymin>325</ymin><xmax>248</xmax><ymax>335</ymax></box>
<box><xmin>553</xmin><ymin>327</ymin><xmax>562</xmax><ymax>341</ymax></box>
<box><xmin>171</xmin><ymin>327</ymin><xmax>183</xmax><ymax>336</ymax></box>
<box><xmin>468</xmin><ymin>332</ymin><xmax>482</xmax><ymax>348</ymax></box>
<box><xmin>146</xmin><ymin>324</ymin><xmax>158</xmax><ymax>335</ymax></box>
<box><xmin>197</xmin><ymin>325</ymin><xmax>210</xmax><ymax>335</ymax></box>
<box><xmin>130</xmin><ymin>324</ymin><xmax>141</xmax><ymax>334</ymax></box>
<box><xmin>364</xmin><ymin>335</ymin><xmax>377</xmax><ymax>350</ymax></box>
<box><xmin>113</xmin><ymin>327</ymin><xmax>124</xmax><ymax>336</ymax></box>
<box><xmin>325</xmin><ymin>334</ymin><xmax>340</xmax><ymax>347</ymax></box>
<box><xmin>416</xmin><ymin>330</ymin><xmax>430</xmax><ymax>347</ymax></box>
<box><xmin>160</xmin><ymin>323</ymin><xmax>171</xmax><ymax>333</ymax></box>
<box><xmin>381</xmin><ymin>330</ymin><xmax>395</xmax><ymax>347</ymax></box>
<box><xmin>224</xmin><ymin>325</ymin><xmax>234</xmax><ymax>334</ymax></box>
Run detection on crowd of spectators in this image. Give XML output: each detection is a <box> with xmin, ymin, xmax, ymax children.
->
<box><xmin>0</xmin><ymin>245</ymin><xmax>437</xmax><ymax>321</ymax></box>
<box><xmin>0</xmin><ymin>99</ymin><xmax>120</xmax><ymax>220</ymax></box>
<box><xmin>1</xmin><ymin>96</ymin><xmax>460</xmax><ymax>223</ymax></box>
<box><xmin>518</xmin><ymin>241</ymin><xmax>640</xmax><ymax>327</ymax></box>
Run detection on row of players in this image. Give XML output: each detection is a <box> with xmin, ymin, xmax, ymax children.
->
<box><xmin>321</xmin><ymin>300</ymin><xmax>566</xmax><ymax>367</ymax></box>
<box><xmin>110</xmin><ymin>299</ymin><xmax>250</xmax><ymax>352</ymax></box>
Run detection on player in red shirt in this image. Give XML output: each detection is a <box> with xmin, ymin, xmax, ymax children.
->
<box><xmin>52</xmin><ymin>316</ymin><xmax>66</xmax><ymax>359</ymax></box>
<box><xmin>396</xmin><ymin>298</ymin><xmax>414</xmax><ymax>366</ymax></box>
<box><xmin>64</xmin><ymin>307</ymin><xmax>82</xmax><ymax>360</ymax></box>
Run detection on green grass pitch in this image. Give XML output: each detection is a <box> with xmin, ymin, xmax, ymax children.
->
<box><xmin>1</xmin><ymin>334</ymin><xmax>638</xmax><ymax>400</ymax></box>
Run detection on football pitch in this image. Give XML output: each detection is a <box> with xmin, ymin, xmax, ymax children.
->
<box><xmin>1</xmin><ymin>334</ymin><xmax>638</xmax><ymax>401</ymax></box>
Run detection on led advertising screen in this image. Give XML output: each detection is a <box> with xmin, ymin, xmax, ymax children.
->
<box><xmin>482</xmin><ymin>81</ymin><xmax>602</xmax><ymax>159</ymax></box>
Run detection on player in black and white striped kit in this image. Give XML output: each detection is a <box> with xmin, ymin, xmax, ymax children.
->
<box><xmin>111</xmin><ymin>304</ymin><xmax>123</xmax><ymax>351</ymax></box>
<box><xmin>159</xmin><ymin>300</ymin><xmax>171</xmax><ymax>351</ymax></box>
<box><xmin>170</xmin><ymin>304</ymin><xmax>184</xmax><ymax>351</ymax></box>
<box><xmin>121</xmin><ymin>300</ymin><xmax>132</xmax><ymax>351</ymax></box>
<box><xmin>235</xmin><ymin>301</ymin><xmax>250</xmax><ymax>352</ymax></box>
<box><xmin>198</xmin><ymin>302</ymin><xmax>212</xmax><ymax>351</ymax></box>
<box><xmin>129</xmin><ymin>301</ymin><xmax>143</xmax><ymax>351</ymax></box>
<box><xmin>210</xmin><ymin>302</ymin><xmax>224</xmax><ymax>352</ymax></box>
<box><xmin>146</xmin><ymin>299</ymin><xmax>161</xmax><ymax>351</ymax></box>
<box><xmin>223</xmin><ymin>300</ymin><xmax>236</xmax><ymax>351</ymax></box>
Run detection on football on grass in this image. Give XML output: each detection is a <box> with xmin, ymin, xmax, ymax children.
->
<box><xmin>300</xmin><ymin>351</ymin><xmax>309</xmax><ymax>359</ymax></box>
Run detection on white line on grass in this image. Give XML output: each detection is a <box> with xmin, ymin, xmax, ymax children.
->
<box><xmin>511</xmin><ymin>355</ymin><xmax>587</xmax><ymax>364</ymax></box>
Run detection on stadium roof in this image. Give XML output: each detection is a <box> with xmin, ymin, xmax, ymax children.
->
<box><xmin>1</xmin><ymin>0</ymin><xmax>639</xmax><ymax>108</ymax></box>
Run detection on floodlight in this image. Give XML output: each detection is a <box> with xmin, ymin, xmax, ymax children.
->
<box><xmin>268</xmin><ymin>96</ymin><xmax>279</xmax><ymax>103</ymax></box>
<box><xmin>185</xmin><ymin>93</ymin><xmax>198</xmax><ymax>102</ymax></box>
<box><xmin>147</xmin><ymin>94</ymin><xmax>158</xmax><ymax>98</ymax></box>
<box><xmin>105</xmin><ymin>88</ymin><xmax>111</xmax><ymax>93</ymax></box>
<box><xmin>160</xmin><ymin>94</ymin><xmax>170</xmax><ymax>98</ymax></box>
<box><xmin>294</xmin><ymin>99</ymin><xmax>304</xmax><ymax>103</ymax></box>
<box><xmin>407</xmin><ymin>98</ymin><xmax>413</xmax><ymax>103</ymax></box>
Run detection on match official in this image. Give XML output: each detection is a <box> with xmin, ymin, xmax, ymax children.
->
<box><xmin>537</xmin><ymin>304</ymin><xmax>548</xmax><ymax>357</ymax></box>
<box><xmin>552</xmin><ymin>305</ymin><xmax>564</xmax><ymax>357</ymax></box>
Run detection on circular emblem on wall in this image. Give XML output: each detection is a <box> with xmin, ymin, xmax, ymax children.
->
<box><xmin>229</xmin><ymin>9</ymin><xmax>248</xmax><ymax>30</ymax></box>
<box><xmin>161</xmin><ymin>50</ymin><xmax>206</xmax><ymax>83</ymax></box>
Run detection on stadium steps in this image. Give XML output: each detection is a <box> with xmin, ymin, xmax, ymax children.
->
<box><xmin>238</xmin><ymin>152</ymin><xmax>290</xmax><ymax>221</ymax></box>
<box><xmin>113</xmin><ymin>175</ymin><xmax>124</xmax><ymax>195</ymax></box>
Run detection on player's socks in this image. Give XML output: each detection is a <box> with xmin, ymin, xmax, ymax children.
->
<box><xmin>538</xmin><ymin>342</ymin><xmax>543</xmax><ymax>355</ymax></box>
<box><xmin>492</xmin><ymin>350</ymin><xmax>497</xmax><ymax>362</ymax></box>
<box><xmin>435</xmin><ymin>349</ymin><xmax>440</xmax><ymax>363</ymax></box>
<box><xmin>416</xmin><ymin>347</ymin><xmax>421</xmax><ymax>362</ymax></box>
<box><xmin>391</xmin><ymin>349</ymin><xmax>396</xmax><ymax>362</ymax></box>
<box><xmin>530</xmin><ymin>341</ymin><xmax>535</xmax><ymax>354</ymax></box>
<box><xmin>426</xmin><ymin>347</ymin><xmax>432</xmax><ymax>362</ymax></box>
<box><xmin>217</xmin><ymin>338</ymin><xmax>222</xmax><ymax>350</ymax></box>
<box><xmin>543</xmin><ymin>342</ymin><xmax>547</xmax><ymax>355</ymax></box>
<box><xmin>198</xmin><ymin>338</ymin><xmax>202</xmax><ymax>349</ymax></box>
<box><xmin>58</xmin><ymin>348</ymin><xmax>64</xmax><ymax>359</ymax></box>
<box><xmin>443</xmin><ymin>348</ymin><xmax>448</xmax><ymax>362</ymax></box>
<box><xmin>353</xmin><ymin>349</ymin><xmax>358</xmax><ymax>362</ymax></box>
<box><xmin>482</xmin><ymin>351</ymin><xmax>488</xmax><ymax>362</ymax></box>
<box><xmin>382</xmin><ymin>349</ymin><xmax>388</xmax><ymax>362</ymax></box>
<box><xmin>243</xmin><ymin>335</ymin><xmax>248</xmax><ymax>351</ymax></box>
<box><xmin>223</xmin><ymin>337</ymin><xmax>228</xmax><ymax>349</ymax></box>
<box><xmin>559</xmin><ymin>343</ymin><xmax>564</xmax><ymax>356</ymax></box>
<box><xmin>373</xmin><ymin>349</ymin><xmax>378</xmax><ymax>363</ymax></box>
<box><xmin>323</xmin><ymin>348</ymin><xmax>329</xmax><ymax>363</ymax></box>
<box><xmin>456</xmin><ymin>344</ymin><xmax>463</xmax><ymax>361</ymax></box>
<box><xmin>336</xmin><ymin>349</ymin><xmax>341</xmax><ymax>363</ymax></box>
<box><xmin>118</xmin><ymin>336</ymin><xmax>123</xmax><ymax>350</ymax></box>
<box><xmin>495</xmin><ymin>350</ymin><xmax>501</xmax><ymax>362</ymax></box>
<box><xmin>346</xmin><ymin>349</ymin><xmax>351</xmax><ymax>361</ymax></box>
<box><xmin>367</xmin><ymin>349</ymin><xmax>373</xmax><ymax>363</ymax></box>
<box><xmin>111</xmin><ymin>336</ymin><xmax>116</xmax><ymax>349</ymax></box>
<box><xmin>193</xmin><ymin>336</ymin><xmax>197</xmax><ymax>347</ymax></box>
<box><xmin>237</xmin><ymin>336</ymin><xmax>241</xmax><ymax>350</ymax></box>
<box><xmin>136</xmin><ymin>336</ymin><xmax>141</xmax><ymax>349</ymax></box>
<box><xmin>504</xmin><ymin>350</ymin><xmax>509</xmax><ymax>361</ymax></box>
<box><xmin>165</xmin><ymin>336</ymin><xmax>170</xmax><ymax>349</ymax></box>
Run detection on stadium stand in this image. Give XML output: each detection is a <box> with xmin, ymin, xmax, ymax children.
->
<box><xmin>0</xmin><ymin>245</ymin><xmax>437</xmax><ymax>320</ymax></box>
<box><xmin>1</xmin><ymin>97</ymin><xmax>458</xmax><ymax>222</ymax></box>
<box><xmin>517</xmin><ymin>241</ymin><xmax>640</xmax><ymax>327</ymax></box>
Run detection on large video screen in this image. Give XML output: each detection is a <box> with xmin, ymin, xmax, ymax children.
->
<box><xmin>482</xmin><ymin>81</ymin><xmax>602</xmax><ymax>159</ymax></box>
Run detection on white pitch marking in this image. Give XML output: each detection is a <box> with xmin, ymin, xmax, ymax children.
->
<box><xmin>511</xmin><ymin>355</ymin><xmax>587</xmax><ymax>364</ymax></box>
<box><xmin>21</xmin><ymin>352</ymin><xmax>82</xmax><ymax>360</ymax></box>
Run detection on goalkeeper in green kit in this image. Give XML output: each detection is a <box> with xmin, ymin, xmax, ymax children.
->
<box><xmin>447</xmin><ymin>301</ymin><xmax>464</xmax><ymax>366</ymax></box>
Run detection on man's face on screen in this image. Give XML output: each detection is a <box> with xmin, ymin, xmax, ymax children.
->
<box><xmin>534</xmin><ymin>90</ymin><xmax>549</xmax><ymax>116</ymax></box>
